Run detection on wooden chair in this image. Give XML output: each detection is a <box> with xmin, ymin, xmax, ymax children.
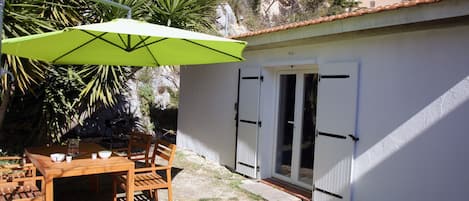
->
<box><xmin>113</xmin><ymin>131</ymin><xmax>153</xmax><ymax>167</ymax></box>
<box><xmin>91</xmin><ymin>131</ymin><xmax>153</xmax><ymax>193</ymax></box>
<box><xmin>113</xmin><ymin>140</ymin><xmax>176</xmax><ymax>201</ymax></box>
<box><xmin>0</xmin><ymin>156</ymin><xmax>44</xmax><ymax>201</ymax></box>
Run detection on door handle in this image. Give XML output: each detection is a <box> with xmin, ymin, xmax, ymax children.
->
<box><xmin>287</xmin><ymin>121</ymin><xmax>295</xmax><ymax>125</ymax></box>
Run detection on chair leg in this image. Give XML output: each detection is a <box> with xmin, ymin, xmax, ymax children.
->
<box><xmin>153</xmin><ymin>189</ymin><xmax>158</xmax><ymax>201</ymax></box>
<box><xmin>112</xmin><ymin>177</ymin><xmax>117</xmax><ymax>201</ymax></box>
<box><xmin>167</xmin><ymin>186</ymin><xmax>172</xmax><ymax>201</ymax></box>
<box><xmin>148</xmin><ymin>190</ymin><xmax>153</xmax><ymax>199</ymax></box>
<box><xmin>89</xmin><ymin>175</ymin><xmax>100</xmax><ymax>192</ymax></box>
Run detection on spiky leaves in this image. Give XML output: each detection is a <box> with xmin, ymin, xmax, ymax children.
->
<box><xmin>147</xmin><ymin>0</ymin><xmax>218</xmax><ymax>32</ymax></box>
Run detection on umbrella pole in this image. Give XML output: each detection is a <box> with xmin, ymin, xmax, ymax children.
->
<box><xmin>90</xmin><ymin>0</ymin><xmax>132</xmax><ymax>19</ymax></box>
<box><xmin>0</xmin><ymin>1</ymin><xmax>14</xmax><ymax>81</ymax></box>
<box><xmin>0</xmin><ymin>0</ymin><xmax>4</xmax><ymax>64</ymax></box>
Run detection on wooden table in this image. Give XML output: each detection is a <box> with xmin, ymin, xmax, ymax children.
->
<box><xmin>25</xmin><ymin>143</ymin><xmax>134</xmax><ymax>201</ymax></box>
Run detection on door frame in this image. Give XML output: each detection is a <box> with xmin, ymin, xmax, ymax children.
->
<box><xmin>271</xmin><ymin>67</ymin><xmax>317</xmax><ymax>190</ymax></box>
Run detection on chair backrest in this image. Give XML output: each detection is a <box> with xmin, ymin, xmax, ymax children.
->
<box><xmin>0</xmin><ymin>156</ymin><xmax>43</xmax><ymax>201</ymax></box>
<box><xmin>151</xmin><ymin>140</ymin><xmax>176</xmax><ymax>167</ymax></box>
<box><xmin>0</xmin><ymin>156</ymin><xmax>36</xmax><ymax>182</ymax></box>
<box><xmin>127</xmin><ymin>131</ymin><xmax>153</xmax><ymax>166</ymax></box>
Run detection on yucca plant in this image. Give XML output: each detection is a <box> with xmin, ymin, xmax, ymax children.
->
<box><xmin>0</xmin><ymin>0</ymin><xmax>56</xmax><ymax>129</ymax></box>
<box><xmin>147</xmin><ymin>0</ymin><xmax>218</xmax><ymax>32</ymax></box>
<box><xmin>75</xmin><ymin>0</ymin><xmax>150</xmax><ymax>115</ymax></box>
<box><xmin>0</xmin><ymin>0</ymin><xmax>142</xmax><ymax>142</ymax></box>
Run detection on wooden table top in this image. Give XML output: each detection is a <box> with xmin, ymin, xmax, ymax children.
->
<box><xmin>25</xmin><ymin>142</ymin><xmax>134</xmax><ymax>178</ymax></box>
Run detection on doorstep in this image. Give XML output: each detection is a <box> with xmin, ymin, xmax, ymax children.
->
<box><xmin>240</xmin><ymin>179</ymin><xmax>302</xmax><ymax>201</ymax></box>
<box><xmin>260</xmin><ymin>178</ymin><xmax>312</xmax><ymax>201</ymax></box>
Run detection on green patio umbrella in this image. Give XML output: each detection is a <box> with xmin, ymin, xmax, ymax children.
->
<box><xmin>1</xmin><ymin>18</ymin><xmax>247</xmax><ymax>67</ymax></box>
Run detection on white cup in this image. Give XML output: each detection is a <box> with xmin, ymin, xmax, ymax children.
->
<box><xmin>91</xmin><ymin>153</ymin><xmax>97</xmax><ymax>160</ymax></box>
<box><xmin>66</xmin><ymin>156</ymin><xmax>72</xmax><ymax>163</ymax></box>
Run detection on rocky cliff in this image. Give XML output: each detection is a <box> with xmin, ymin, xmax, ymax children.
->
<box><xmin>215</xmin><ymin>0</ymin><xmax>331</xmax><ymax>36</ymax></box>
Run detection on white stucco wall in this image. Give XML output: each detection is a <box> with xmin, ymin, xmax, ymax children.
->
<box><xmin>178</xmin><ymin>22</ymin><xmax>469</xmax><ymax>201</ymax></box>
<box><xmin>177</xmin><ymin>63</ymin><xmax>239</xmax><ymax>167</ymax></box>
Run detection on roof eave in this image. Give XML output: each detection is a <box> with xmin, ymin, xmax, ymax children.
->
<box><xmin>235</xmin><ymin>0</ymin><xmax>469</xmax><ymax>50</ymax></box>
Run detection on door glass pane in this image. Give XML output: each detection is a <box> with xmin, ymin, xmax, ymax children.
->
<box><xmin>275</xmin><ymin>74</ymin><xmax>296</xmax><ymax>178</ymax></box>
<box><xmin>298</xmin><ymin>73</ymin><xmax>318</xmax><ymax>185</ymax></box>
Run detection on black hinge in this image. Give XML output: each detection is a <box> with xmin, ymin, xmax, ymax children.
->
<box><xmin>239</xmin><ymin>119</ymin><xmax>262</xmax><ymax>127</ymax></box>
<box><xmin>318</xmin><ymin>131</ymin><xmax>359</xmax><ymax>142</ymax></box>
<box><xmin>319</xmin><ymin>74</ymin><xmax>350</xmax><ymax>82</ymax></box>
<box><xmin>318</xmin><ymin>131</ymin><xmax>346</xmax><ymax>139</ymax></box>
<box><xmin>315</xmin><ymin>187</ymin><xmax>343</xmax><ymax>199</ymax></box>
<box><xmin>348</xmin><ymin>134</ymin><xmax>359</xmax><ymax>142</ymax></box>
<box><xmin>242</xmin><ymin>76</ymin><xmax>263</xmax><ymax>82</ymax></box>
<box><xmin>238</xmin><ymin>162</ymin><xmax>260</xmax><ymax>170</ymax></box>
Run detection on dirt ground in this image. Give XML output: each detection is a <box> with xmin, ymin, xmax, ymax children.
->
<box><xmin>54</xmin><ymin>148</ymin><xmax>264</xmax><ymax>201</ymax></box>
<box><xmin>154</xmin><ymin>148</ymin><xmax>264</xmax><ymax>201</ymax></box>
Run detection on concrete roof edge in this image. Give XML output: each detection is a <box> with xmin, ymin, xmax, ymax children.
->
<box><xmin>237</xmin><ymin>0</ymin><xmax>469</xmax><ymax>48</ymax></box>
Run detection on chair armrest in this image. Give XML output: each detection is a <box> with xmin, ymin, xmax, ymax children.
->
<box><xmin>129</xmin><ymin>155</ymin><xmax>146</xmax><ymax>160</ymax></box>
<box><xmin>0</xmin><ymin>156</ymin><xmax>22</xmax><ymax>160</ymax></box>
<box><xmin>1</xmin><ymin>163</ymin><xmax>35</xmax><ymax>169</ymax></box>
<box><xmin>135</xmin><ymin>166</ymin><xmax>171</xmax><ymax>173</ymax></box>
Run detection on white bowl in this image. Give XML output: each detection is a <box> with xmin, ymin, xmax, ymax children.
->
<box><xmin>98</xmin><ymin>150</ymin><xmax>112</xmax><ymax>159</ymax></box>
<box><xmin>50</xmin><ymin>153</ymin><xmax>65</xmax><ymax>163</ymax></box>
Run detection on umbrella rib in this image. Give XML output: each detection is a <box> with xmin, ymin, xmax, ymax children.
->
<box><xmin>127</xmin><ymin>35</ymin><xmax>131</xmax><ymax>50</ymax></box>
<box><xmin>117</xmin><ymin>34</ymin><xmax>127</xmax><ymax>48</ymax></box>
<box><xmin>139</xmin><ymin>36</ymin><xmax>160</xmax><ymax>66</ymax></box>
<box><xmin>130</xmin><ymin>36</ymin><xmax>151</xmax><ymax>50</ymax></box>
<box><xmin>182</xmin><ymin>39</ymin><xmax>243</xmax><ymax>61</ymax></box>
<box><xmin>53</xmin><ymin>32</ymin><xmax>108</xmax><ymax>63</ymax></box>
<box><xmin>133</xmin><ymin>38</ymin><xmax>169</xmax><ymax>51</ymax></box>
<box><xmin>81</xmin><ymin>30</ymin><xmax>128</xmax><ymax>52</ymax></box>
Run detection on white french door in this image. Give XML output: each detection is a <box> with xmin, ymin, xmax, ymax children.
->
<box><xmin>272</xmin><ymin>70</ymin><xmax>318</xmax><ymax>189</ymax></box>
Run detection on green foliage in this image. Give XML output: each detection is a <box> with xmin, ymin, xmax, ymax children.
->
<box><xmin>147</xmin><ymin>0</ymin><xmax>218</xmax><ymax>32</ymax></box>
<box><xmin>1</xmin><ymin>0</ymin><xmax>214</xmax><ymax>145</ymax></box>
<box><xmin>92</xmin><ymin>0</ymin><xmax>149</xmax><ymax>21</ymax></box>
<box><xmin>2</xmin><ymin>1</ymin><xmax>52</xmax><ymax>94</ymax></box>
<box><xmin>327</xmin><ymin>0</ymin><xmax>359</xmax><ymax>16</ymax></box>
<box><xmin>77</xmin><ymin>65</ymin><xmax>130</xmax><ymax>114</ymax></box>
<box><xmin>42</xmin><ymin>67</ymin><xmax>82</xmax><ymax>142</ymax></box>
<box><xmin>167</xmin><ymin>87</ymin><xmax>179</xmax><ymax>108</ymax></box>
<box><xmin>251</xmin><ymin>0</ymin><xmax>261</xmax><ymax>14</ymax></box>
<box><xmin>1</xmin><ymin>0</ymin><xmax>134</xmax><ymax>144</ymax></box>
<box><xmin>137</xmin><ymin>84</ymin><xmax>155</xmax><ymax>117</ymax></box>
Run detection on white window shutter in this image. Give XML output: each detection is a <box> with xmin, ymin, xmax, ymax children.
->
<box><xmin>313</xmin><ymin>62</ymin><xmax>359</xmax><ymax>201</ymax></box>
<box><xmin>235</xmin><ymin>67</ymin><xmax>262</xmax><ymax>178</ymax></box>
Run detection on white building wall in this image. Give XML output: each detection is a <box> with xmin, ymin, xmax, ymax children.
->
<box><xmin>177</xmin><ymin>63</ymin><xmax>239</xmax><ymax>167</ymax></box>
<box><xmin>178</xmin><ymin>23</ymin><xmax>469</xmax><ymax>200</ymax></box>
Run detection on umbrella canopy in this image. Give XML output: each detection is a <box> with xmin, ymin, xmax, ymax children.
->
<box><xmin>1</xmin><ymin>19</ymin><xmax>247</xmax><ymax>67</ymax></box>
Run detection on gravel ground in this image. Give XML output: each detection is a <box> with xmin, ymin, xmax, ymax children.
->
<box><xmin>54</xmin><ymin>148</ymin><xmax>264</xmax><ymax>201</ymax></box>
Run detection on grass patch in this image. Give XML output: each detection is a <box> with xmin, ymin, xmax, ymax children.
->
<box><xmin>229</xmin><ymin>180</ymin><xmax>265</xmax><ymax>201</ymax></box>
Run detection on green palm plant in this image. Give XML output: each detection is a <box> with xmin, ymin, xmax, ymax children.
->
<box><xmin>2</xmin><ymin>0</ymin><xmax>221</xmax><ymax>143</ymax></box>
<box><xmin>75</xmin><ymin>0</ymin><xmax>150</xmax><ymax>115</ymax></box>
<box><xmin>92</xmin><ymin>0</ymin><xmax>149</xmax><ymax>22</ymax></box>
<box><xmin>2</xmin><ymin>0</ymin><xmax>88</xmax><ymax>94</ymax></box>
<box><xmin>0</xmin><ymin>0</ymin><xmax>144</xmax><ymax>139</ymax></box>
<box><xmin>0</xmin><ymin>0</ymin><xmax>56</xmax><ymax>129</ymax></box>
<box><xmin>147</xmin><ymin>0</ymin><xmax>218</xmax><ymax>32</ymax></box>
